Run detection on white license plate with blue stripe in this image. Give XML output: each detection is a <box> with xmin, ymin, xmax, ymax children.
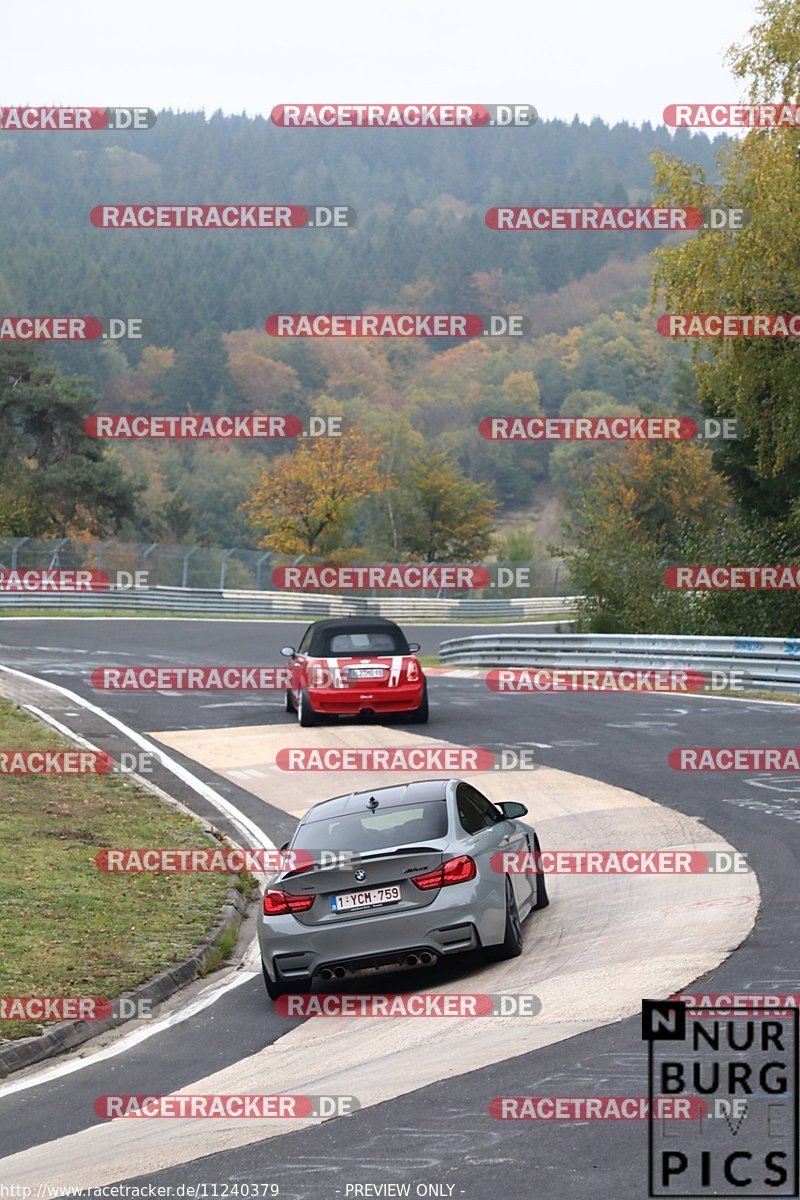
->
<box><xmin>330</xmin><ymin>886</ymin><xmax>401</xmax><ymax>912</ymax></box>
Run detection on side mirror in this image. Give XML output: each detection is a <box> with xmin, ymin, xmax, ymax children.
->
<box><xmin>499</xmin><ymin>801</ymin><xmax>528</xmax><ymax>820</ymax></box>
<box><xmin>280</xmin><ymin>646</ymin><xmax>295</xmax><ymax>658</ymax></box>
<box><xmin>280</xmin><ymin>841</ymin><xmax>290</xmax><ymax>851</ymax></box>
<box><xmin>407</xmin><ymin>642</ymin><xmax>421</xmax><ymax>653</ymax></box>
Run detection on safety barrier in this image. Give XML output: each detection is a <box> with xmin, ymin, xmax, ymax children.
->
<box><xmin>0</xmin><ymin>587</ymin><xmax>580</xmax><ymax>621</ymax></box>
<box><xmin>438</xmin><ymin>632</ymin><xmax>800</xmax><ymax>692</ymax></box>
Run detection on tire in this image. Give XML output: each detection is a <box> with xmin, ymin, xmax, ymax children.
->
<box><xmin>262</xmin><ymin>959</ymin><xmax>291</xmax><ymax>1001</ymax></box>
<box><xmin>284</xmin><ymin>690</ymin><xmax>296</xmax><ymax>713</ymax></box>
<box><xmin>533</xmin><ymin>832</ymin><xmax>549</xmax><ymax>909</ymax></box>
<box><xmin>405</xmin><ymin>682</ymin><xmax>429</xmax><ymax>724</ymax></box>
<box><xmin>297</xmin><ymin>688</ymin><xmax>319</xmax><ymax>727</ymax></box>
<box><xmin>481</xmin><ymin>877</ymin><xmax>523</xmax><ymax>962</ymax></box>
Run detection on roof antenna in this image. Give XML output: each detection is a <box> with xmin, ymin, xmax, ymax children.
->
<box><xmin>366</xmin><ymin>796</ymin><xmax>379</xmax><ymax>811</ymax></box>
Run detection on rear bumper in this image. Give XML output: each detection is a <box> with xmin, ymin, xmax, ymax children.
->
<box><xmin>308</xmin><ymin>681</ymin><xmax>424</xmax><ymax>715</ymax></box>
<box><xmin>259</xmin><ymin>895</ymin><xmax>490</xmax><ymax>985</ymax></box>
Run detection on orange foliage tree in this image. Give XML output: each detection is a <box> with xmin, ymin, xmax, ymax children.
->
<box><xmin>242</xmin><ymin>432</ymin><xmax>388</xmax><ymax>556</ymax></box>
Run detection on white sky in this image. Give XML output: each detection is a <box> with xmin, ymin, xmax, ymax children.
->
<box><xmin>4</xmin><ymin>0</ymin><xmax>761</xmax><ymax>127</ymax></box>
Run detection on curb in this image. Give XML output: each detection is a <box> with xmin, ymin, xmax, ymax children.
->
<box><xmin>0</xmin><ymin>881</ymin><xmax>249</xmax><ymax>1079</ymax></box>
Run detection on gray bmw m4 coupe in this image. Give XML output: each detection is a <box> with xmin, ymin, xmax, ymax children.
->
<box><xmin>259</xmin><ymin>778</ymin><xmax>549</xmax><ymax>1000</ymax></box>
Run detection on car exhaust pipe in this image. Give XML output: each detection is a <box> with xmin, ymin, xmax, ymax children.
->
<box><xmin>420</xmin><ymin>952</ymin><xmax>434</xmax><ymax>965</ymax></box>
<box><xmin>320</xmin><ymin>968</ymin><xmax>333</xmax><ymax>981</ymax></box>
<box><xmin>405</xmin><ymin>954</ymin><xmax>419</xmax><ymax>967</ymax></box>
<box><xmin>334</xmin><ymin>966</ymin><xmax>347</xmax><ymax>979</ymax></box>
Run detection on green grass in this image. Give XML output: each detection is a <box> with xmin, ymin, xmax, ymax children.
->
<box><xmin>199</xmin><ymin>923</ymin><xmax>240</xmax><ymax>977</ymax></box>
<box><xmin>0</xmin><ymin>700</ymin><xmax>233</xmax><ymax>1042</ymax></box>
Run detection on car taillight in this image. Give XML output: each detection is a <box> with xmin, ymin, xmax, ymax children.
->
<box><xmin>263</xmin><ymin>889</ymin><xmax>315</xmax><ymax>915</ymax></box>
<box><xmin>411</xmin><ymin>855</ymin><xmax>477</xmax><ymax>890</ymax></box>
<box><xmin>406</xmin><ymin>659</ymin><xmax>420</xmax><ymax>682</ymax></box>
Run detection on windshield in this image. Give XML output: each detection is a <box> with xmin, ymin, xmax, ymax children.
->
<box><xmin>311</xmin><ymin>628</ymin><xmax>409</xmax><ymax>656</ymax></box>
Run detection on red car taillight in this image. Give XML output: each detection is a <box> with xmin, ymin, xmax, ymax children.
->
<box><xmin>406</xmin><ymin>659</ymin><xmax>420</xmax><ymax>682</ymax></box>
<box><xmin>411</xmin><ymin>855</ymin><xmax>477</xmax><ymax>891</ymax></box>
<box><xmin>263</xmin><ymin>889</ymin><xmax>315</xmax><ymax>915</ymax></box>
<box><xmin>309</xmin><ymin>664</ymin><xmax>331</xmax><ymax>687</ymax></box>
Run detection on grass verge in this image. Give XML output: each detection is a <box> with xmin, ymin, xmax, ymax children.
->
<box><xmin>0</xmin><ymin>699</ymin><xmax>233</xmax><ymax>1042</ymax></box>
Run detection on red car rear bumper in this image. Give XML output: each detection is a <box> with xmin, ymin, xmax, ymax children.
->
<box><xmin>308</xmin><ymin>681</ymin><xmax>425</xmax><ymax>715</ymax></box>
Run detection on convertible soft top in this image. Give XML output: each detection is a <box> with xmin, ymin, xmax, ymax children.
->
<box><xmin>304</xmin><ymin>616</ymin><xmax>410</xmax><ymax>657</ymax></box>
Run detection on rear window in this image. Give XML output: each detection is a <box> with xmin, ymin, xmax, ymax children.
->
<box><xmin>314</xmin><ymin>628</ymin><xmax>408</xmax><ymax>656</ymax></box>
<box><xmin>293</xmin><ymin>802</ymin><xmax>447</xmax><ymax>853</ymax></box>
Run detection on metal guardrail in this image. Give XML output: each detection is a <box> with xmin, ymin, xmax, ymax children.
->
<box><xmin>0</xmin><ymin>587</ymin><xmax>580</xmax><ymax>621</ymax></box>
<box><xmin>438</xmin><ymin>632</ymin><xmax>800</xmax><ymax>692</ymax></box>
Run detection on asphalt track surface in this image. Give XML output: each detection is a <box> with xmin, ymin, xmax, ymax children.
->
<box><xmin>0</xmin><ymin>618</ymin><xmax>798</xmax><ymax>1199</ymax></box>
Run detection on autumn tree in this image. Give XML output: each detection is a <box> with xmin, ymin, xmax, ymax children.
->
<box><xmin>550</xmin><ymin>397</ymin><xmax>642</xmax><ymax>496</ymax></box>
<box><xmin>559</xmin><ymin>441</ymin><xmax>733</xmax><ymax>633</ymax></box>
<box><xmin>599</xmin><ymin>441</ymin><xmax>732</xmax><ymax>544</ymax></box>
<box><xmin>398</xmin><ymin>452</ymin><xmax>499</xmax><ymax>562</ymax></box>
<box><xmin>652</xmin><ymin>0</ymin><xmax>800</xmax><ymax>521</ymax></box>
<box><xmin>331</xmin><ymin>402</ymin><xmax>427</xmax><ymax>559</ymax></box>
<box><xmin>644</xmin><ymin>0</ymin><xmax>800</xmax><ymax>634</ymax></box>
<box><xmin>243</xmin><ymin>432</ymin><xmax>388</xmax><ymax>556</ymax></box>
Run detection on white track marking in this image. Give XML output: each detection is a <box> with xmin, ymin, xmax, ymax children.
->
<box><xmin>0</xmin><ymin>959</ymin><xmax>259</xmax><ymax>1100</ymax></box>
<box><xmin>0</xmin><ymin>664</ymin><xmax>277</xmax><ymax>1096</ymax></box>
<box><xmin>0</xmin><ymin>665</ymin><xmax>272</xmax><ymax>850</ymax></box>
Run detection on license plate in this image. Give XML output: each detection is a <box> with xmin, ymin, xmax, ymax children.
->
<box><xmin>330</xmin><ymin>886</ymin><xmax>401</xmax><ymax>912</ymax></box>
<box><xmin>348</xmin><ymin>667</ymin><xmax>386</xmax><ymax>679</ymax></box>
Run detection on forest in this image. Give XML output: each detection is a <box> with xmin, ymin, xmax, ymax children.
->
<box><xmin>0</xmin><ymin>113</ymin><xmax>718</xmax><ymax>551</ymax></box>
<box><xmin>3</xmin><ymin>88</ymin><xmax>797</xmax><ymax>633</ymax></box>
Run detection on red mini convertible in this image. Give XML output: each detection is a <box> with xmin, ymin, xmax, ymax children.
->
<box><xmin>281</xmin><ymin>617</ymin><xmax>428</xmax><ymax>727</ymax></box>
